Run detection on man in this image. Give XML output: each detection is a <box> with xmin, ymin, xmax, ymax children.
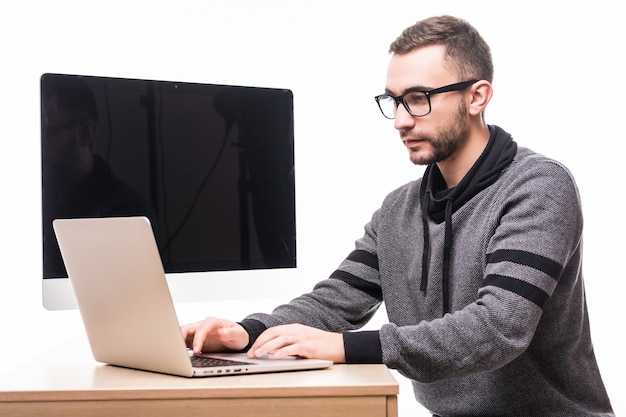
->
<box><xmin>42</xmin><ymin>74</ymin><xmax>158</xmax><ymax>277</ymax></box>
<box><xmin>182</xmin><ymin>15</ymin><xmax>614</xmax><ymax>416</ymax></box>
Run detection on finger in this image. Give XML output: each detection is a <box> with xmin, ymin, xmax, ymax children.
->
<box><xmin>250</xmin><ymin>330</ymin><xmax>299</xmax><ymax>358</ymax></box>
<box><xmin>181</xmin><ymin>322</ymin><xmax>201</xmax><ymax>348</ymax></box>
<box><xmin>183</xmin><ymin>330</ymin><xmax>194</xmax><ymax>348</ymax></box>
<box><xmin>193</xmin><ymin>319</ymin><xmax>250</xmax><ymax>354</ymax></box>
<box><xmin>265</xmin><ymin>343</ymin><xmax>308</xmax><ymax>359</ymax></box>
<box><xmin>216</xmin><ymin>327</ymin><xmax>244</xmax><ymax>345</ymax></box>
<box><xmin>191</xmin><ymin>318</ymin><xmax>223</xmax><ymax>354</ymax></box>
<box><xmin>247</xmin><ymin>327</ymin><xmax>282</xmax><ymax>356</ymax></box>
<box><xmin>250</xmin><ymin>337</ymin><xmax>292</xmax><ymax>358</ymax></box>
<box><xmin>181</xmin><ymin>325</ymin><xmax>192</xmax><ymax>346</ymax></box>
<box><xmin>249</xmin><ymin>324</ymin><xmax>297</xmax><ymax>349</ymax></box>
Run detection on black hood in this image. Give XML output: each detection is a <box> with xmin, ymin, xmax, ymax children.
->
<box><xmin>418</xmin><ymin>125</ymin><xmax>517</xmax><ymax>315</ymax></box>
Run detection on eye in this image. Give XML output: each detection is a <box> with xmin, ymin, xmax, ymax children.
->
<box><xmin>404</xmin><ymin>91</ymin><xmax>428</xmax><ymax>106</ymax></box>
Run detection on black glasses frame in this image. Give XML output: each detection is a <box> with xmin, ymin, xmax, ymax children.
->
<box><xmin>42</xmin><ymin>118</ymin><xmax>87</xmax><ymax>139</ymax></box>
<box><xmin>374</xmin><ymin>79</ymin><xmax>479</xmax><ymax>119</ymax></box>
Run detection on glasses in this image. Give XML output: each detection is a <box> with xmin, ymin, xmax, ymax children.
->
<box><xmin>42</xmin><ymin>118</ymin><xmax>86</xmax><ymax>139</ymax></box>
<box><xmin>374</xmin><ymin>80</ymin><xmax>478</xmax><ymax>119</ymax></box>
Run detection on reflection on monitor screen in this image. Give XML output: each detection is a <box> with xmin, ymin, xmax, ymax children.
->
<box><xmin>41</xmin><ymin>73</ymin><xmax>297</xmax><ymax>310</ymax></box>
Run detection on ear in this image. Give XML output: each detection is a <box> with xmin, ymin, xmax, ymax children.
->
<box><xmin>468</xmin><ymin>80</ymin><xmax>492</xmax><ymax>116</ymax></box>
<box><xmin>77</xmin><ymin>120</ymin><xmax>97</xmax><ymax>149</ymax></box>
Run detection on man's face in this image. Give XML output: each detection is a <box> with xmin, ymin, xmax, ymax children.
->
<box><xmin>385</xmin><ymin>44</ymin><xmax>471</xmax><ymax>166</ymax></box>
<box><xmin>41</xmin><ymin>96</ymin><xmax>92</xmax><ymax>181</ymax></box>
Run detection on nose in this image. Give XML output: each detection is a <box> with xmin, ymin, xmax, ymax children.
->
<box><xmin>393</xmin><ymin>103</ymin><xmax>415</xmax><ymax>131</ymax></box>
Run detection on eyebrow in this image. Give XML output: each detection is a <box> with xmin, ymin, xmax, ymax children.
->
<box><xmin>384</xmin><ymin>85</ymin><xmax>433</xmax><ymax>96</ymax></box>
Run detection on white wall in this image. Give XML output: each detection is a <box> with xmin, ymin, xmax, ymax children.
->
<box><xmin>1</xmin><ymin>1</ymin><xmax>623</xmax><ymax>415</ymax></box>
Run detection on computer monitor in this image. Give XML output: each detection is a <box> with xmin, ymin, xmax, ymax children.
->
<box><xmin>41</xmin><ymin>73</ymin><xmax>297</xmax><ymax>310</ymax></box>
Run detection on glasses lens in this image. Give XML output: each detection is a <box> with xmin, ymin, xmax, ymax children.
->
<box><xmin>376</xmin><ymin>91</ymin><xmax>431</xmax><ymax>119</ymax></box>
<box><xmin>42</xmin><ymin>119</ymin><xmax>86</xmax><ymax>139</ymax></box>
<box><xmin>404</xmin><ymin>91</ymin><xmax>429</xmax><ymax>117</ymax></box>
<box><xmin>376</xmin><ymin>96</ymin><xmax>397</xmax><ymax>119</ymax></box>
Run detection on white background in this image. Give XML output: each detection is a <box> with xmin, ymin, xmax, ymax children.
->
<box><xmin>0</xmin><ymin>1</ymin><xmax>623</xmax><ymax>415</ymax></box>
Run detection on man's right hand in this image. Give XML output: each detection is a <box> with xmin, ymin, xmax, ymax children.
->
<box><xmin>181</xmin><ymin>317</ymin><xmax>249</xmax><ymax>355</ymax></box>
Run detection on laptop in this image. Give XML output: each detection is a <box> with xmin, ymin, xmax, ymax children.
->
<box><xmin>52</xmin><ymin>216</ymin><xmax>332</xmax><ymax>377</ymax></box>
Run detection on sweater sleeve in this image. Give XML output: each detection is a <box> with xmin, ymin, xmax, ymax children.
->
<box><xmin>243</xmin><ymin>266</ymin><xmax>384</xmax><ymax>336</ymax></box>
<box><xmin>242</xmin><ymin>209</ymin><xmax>389</xmax><ymax>361</ymax></box>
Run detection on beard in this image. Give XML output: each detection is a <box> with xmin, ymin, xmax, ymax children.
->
<box><xmin>401</xmin><ymin>101</ymin><xmax>470</xmax><ymax>166</ymax></box>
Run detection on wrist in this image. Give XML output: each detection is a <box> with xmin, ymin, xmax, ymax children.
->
<box><xmin>342</xmin><ymin>330</ymin><xmax>382</xmax><ymax>364</ymax></box>
<box><xmin>237</xmin><ymin>319</ymin><xmax>268</xmax><ymax>352</ymax></box>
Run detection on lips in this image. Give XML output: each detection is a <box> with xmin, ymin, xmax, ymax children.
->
<box><xmin>403</xmin><ymin>138</ymin><xmax>424</xmax><ymax>148</ymax></box>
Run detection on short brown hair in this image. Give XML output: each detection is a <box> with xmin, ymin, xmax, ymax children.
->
<box><xmin>42</xmin><ymin>74</ymin><xmax>99</xmax><ymax>123</ymax></box>
<box><xmin>389</xmin><ymin>15</ymin><xmax>494</xmax><ymax>83</ymax></box>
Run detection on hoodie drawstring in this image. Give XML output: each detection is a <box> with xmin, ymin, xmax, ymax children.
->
<box><xmin>420</xmin><ymin>189</ymin><xmax>431</xmax><ymax>292</ymax></box>
<box><xmin>441</xmin><ymin>200</ymin><xmax>453</xmax><ymax>315</ymax></box>
<box><xmin>420</xmin><ymin>194</ymin><xmax>454</xmax><ymax>315</ymax></box>
<box><xmin>417</xmin><ymin>125</ymin><xmax>518</xmax><ymax>317</ymax></box>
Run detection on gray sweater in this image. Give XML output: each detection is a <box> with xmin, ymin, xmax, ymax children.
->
<box><xmin>243</xmin><ymin>126</ymin><xmax>614</xmax><ymax>416</ymax></box>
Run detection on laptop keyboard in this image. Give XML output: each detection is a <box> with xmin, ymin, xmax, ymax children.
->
<box><xmin>190</xmin><ymin>355</ymin><xmax>256</xmax><ymax>368</ymax></box>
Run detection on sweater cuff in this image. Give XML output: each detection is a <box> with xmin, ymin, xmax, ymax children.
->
<box><xmin>342</xmin><ymin>330</ymin><xmax>383</xmax><ymax>364</ymax></box>
<box><xmin>237</xmin><ymin>319</ymin><xmax>268</xmax><ymax>352</ymax></box>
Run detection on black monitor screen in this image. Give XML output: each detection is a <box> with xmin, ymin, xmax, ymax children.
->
<box><xmin>41</xmin><ymin>73</ymin><xmax>296</xmax><ymax>279</ymax></box>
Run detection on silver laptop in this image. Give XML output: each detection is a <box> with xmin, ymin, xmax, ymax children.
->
<box><xmin>52</xmin><ymin>216</ymin><xmax>332</xmax><ymax>377</ymax></box>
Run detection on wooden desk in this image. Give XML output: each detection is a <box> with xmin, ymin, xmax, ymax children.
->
<box><xmin>0</xmin><ymin>339</ymin><xmax>398</xmax><ymax>417</ymax></box>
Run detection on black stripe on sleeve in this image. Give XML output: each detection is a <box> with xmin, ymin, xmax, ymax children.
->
<box><xmin>487</xmin><ymin>249</ymin><xmax>562</xmax><ymax>280</ymax></box>
<box><xmin>330</xmin><ymin>270</ymin><xmax>383</xmax><ymax>301</ymax></box>
<box><xmin>483</xmin><ymin>274</ymin><xmax>550</xmax><ymax>308</ymax></box>
<box><xmin>346</xmin><ymin>249</ymin><xmax>379</xmax><ymax>270</ymax></box>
